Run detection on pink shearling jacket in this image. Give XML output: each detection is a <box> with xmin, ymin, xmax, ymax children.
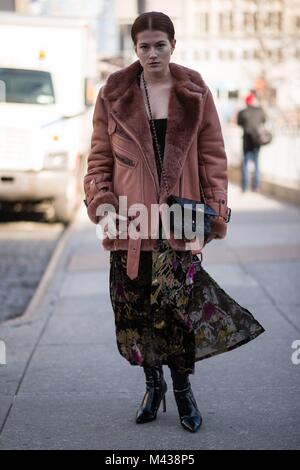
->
<box><xmin>83</xmin><ymin>60</ymin><xmax>229</xmax><ymax>280</ymax></box>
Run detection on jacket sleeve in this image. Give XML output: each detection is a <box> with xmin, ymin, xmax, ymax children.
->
<box><xmin>83</xmin><ymin>86</ymin><xmax>118</xmax><ymax>224</ymax></box>
<box><xmin>197</xmin><ymin>88</ymin><xmax>229</xmax><ymax>240</ymax></box>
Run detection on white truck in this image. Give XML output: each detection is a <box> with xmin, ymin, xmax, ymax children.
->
<box><xmin>0</xmin><ymin>13</ymin><xmax>98</xmax><ymax>223</ymax></box>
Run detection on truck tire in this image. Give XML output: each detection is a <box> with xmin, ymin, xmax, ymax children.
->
<box><xmin>52</xmin><ymin>175</ymin><xmax>80</xmax><ymax>224</ymax></box>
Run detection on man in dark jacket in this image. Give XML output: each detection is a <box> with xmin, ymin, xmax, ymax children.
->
<box><xmin>237</xmin><ymin>93</ymin><xmax>266</xmax><ymax>192</ymax></box>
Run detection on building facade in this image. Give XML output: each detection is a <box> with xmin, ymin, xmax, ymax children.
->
<box><xmin>115</xmin><ymin>0</ymin><xmax>300</xmax><ymax>120</ymax></box>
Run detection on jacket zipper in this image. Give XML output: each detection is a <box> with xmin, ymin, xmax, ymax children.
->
<box><xmin>115</xmin><ymin>154</ymin><xmax>136</xmax><ymax>167</ymax></box>
<box><xmin>111</xmin><ymin>111</ymin><xmax>160</xmax><ymax>196</ymax></box>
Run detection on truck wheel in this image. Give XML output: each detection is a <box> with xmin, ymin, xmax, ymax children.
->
<box><xmin>52</xmin><ymin>175</ymin><xmax>80</xmax><ymax>224</ymax></box>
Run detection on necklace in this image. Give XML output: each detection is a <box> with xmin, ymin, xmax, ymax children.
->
<box><xmin>141</xmin><ymin>71</ymin><xmax>170</xmax><ymax>194</ymax></box>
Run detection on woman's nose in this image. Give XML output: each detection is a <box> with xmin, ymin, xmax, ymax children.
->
<box><xmin>149</xmin><ymin>48</ymin><xmax>158</xmax><ymax>58</ymax></box>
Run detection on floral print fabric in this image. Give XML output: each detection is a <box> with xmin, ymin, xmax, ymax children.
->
<box><xmin>109</xmin><ymin>238</ymin><xmax>265</xmax><ymax>374</ymax></box>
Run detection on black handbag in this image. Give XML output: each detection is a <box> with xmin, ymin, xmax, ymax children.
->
<box><xmin>141</xmin><ymin>71</ymin><xmax>230</xmax><ymax>242</ymax></box>
<box><xmin>166</xmin><ymin>194</ymin><xmax>219</xmax><ymax>240</ymax></box>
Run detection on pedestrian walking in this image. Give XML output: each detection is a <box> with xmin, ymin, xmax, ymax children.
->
<box><xmin>237</xmin><ymin>93</ymin><xmax>268</xmax><ymax>192</ymax></box>
<box><xmin>83</xmin><ymin>11</ymin><xmax>265</xmax><ymax>433</ymax></box>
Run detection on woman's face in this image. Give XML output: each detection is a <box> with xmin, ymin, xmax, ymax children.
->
<box><xmin>134</xmin><ymin>30</ymin><xmax>176</xmax><ymax>75</ymax></box>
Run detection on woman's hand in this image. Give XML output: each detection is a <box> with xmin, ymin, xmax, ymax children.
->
<box><xmin>101</xmin><ymin>212</ymin><xmax>129</xmax><ymax>238</ymax></box>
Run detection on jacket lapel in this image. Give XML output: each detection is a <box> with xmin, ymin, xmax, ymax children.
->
<box><xmin>103</xmin><ymin>60</ymin><xmax>208</xmax><ymax>201</ymax></box>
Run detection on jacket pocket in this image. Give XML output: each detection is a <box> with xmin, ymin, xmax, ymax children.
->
<box><xmin>112</xmin><ymin>137</ymin><xmax>139</xmax><ymax>168</ymax></box>
<box><xmin>107</xmin><ymin>118</ymin><xmax>142</xmax><ymax>208</ymax></box>
<box><xmin>115</xmin><ymin>153</ymin><xmax>138</xmax><ymax>168</ymax></box>
<box><xmin>110</xmin><ymin>126</ymin><xmax>139</xmax><ymax>159</ymax></box>
<box><xmin>112</xmin><ymin>146</ymin><xmax>141</xmax><ymax>204</ymax></box>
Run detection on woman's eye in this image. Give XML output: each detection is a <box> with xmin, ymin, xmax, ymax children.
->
<box><xmin>140</xmin><ymin>44</ymin><xmax>164</xmax><ymax>50</ymax></box>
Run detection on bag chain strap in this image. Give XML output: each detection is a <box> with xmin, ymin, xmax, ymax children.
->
<box><xmin>141</xmin><ymin>71</ymin><xmax>206</xmax><ymax>204</ymax></box>
<box><xmin>141</xmin><ymin>71</ymin><xmax>170</xmax><ymax>196</ymax></box>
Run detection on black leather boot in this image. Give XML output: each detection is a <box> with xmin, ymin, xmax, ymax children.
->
<box><xmin>135</xmin><ymin>364</ymin><xmax>167</xmax><ymax>424</ymax></box>
<box><xmin>170</xmin><ymin>369</ymin><xmax>202</xmax><ymax>433</ymax></box>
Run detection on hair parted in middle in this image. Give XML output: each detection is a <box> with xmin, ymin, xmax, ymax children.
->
<box><xmin>131</xmin><ymin>11</ymin><xmax>175</xmax><ymax>45</ymax></box>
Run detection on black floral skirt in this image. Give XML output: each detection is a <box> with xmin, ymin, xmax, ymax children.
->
<box><xmin>109</xmin><ymin>238</ymin><xmax>265</xmax><ymax>374</ymax></box>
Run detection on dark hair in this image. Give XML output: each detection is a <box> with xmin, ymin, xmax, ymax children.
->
<box><xmin>131</xmin><ymin>11</ymin><xmax>175</xmax><ymax>45</ymax></box>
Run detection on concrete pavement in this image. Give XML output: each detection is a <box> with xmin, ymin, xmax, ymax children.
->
<box><xmin>0</xmin><ymin>182</ymin><xmax>299</xmax><ymax>450</ymax></box>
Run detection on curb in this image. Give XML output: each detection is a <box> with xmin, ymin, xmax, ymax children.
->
<box><xmin>1</xmin><ymin>209</ymin><xmax>79</xmax><ymax>327</ymax></box>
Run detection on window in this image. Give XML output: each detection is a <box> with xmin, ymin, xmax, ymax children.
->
<box><xmin>219</xmin><ymin>50</ymin><xmax>225</xmax><ymax>60</ymax></box>
<box><xmin>267</xmin><ymin>11</ymin><xmax>283</xmax><ymax>31</ymax></box>
<box><xmin>193</xmin><ymin>50</ymin><xmax>210</xmax><ymax>61</ymax></box>
<box><xmin>254</xmin><ymin>49</ymin><xmax>262</xmax><ymax>59</ymax></box>
<box><xmin>243</xmin><ymin>12</ymin><xmax>254</xmax><ymax>31</ymax></box>
<box><xmin>228</xmin><ymin>90</ymin><xmax>239</xmax><ymax>99</ymax></box>
<box><xmin>205</xmin><ymin>50</ymin><xmax>210</xmax><ymax>60</ymax></box>
<box><xmin>194</xmin><ymin>50</ymin><xmax>202</xmax><ymax>61</ymax></box>
<box><xmin>0</xmin><ymin>68</ymin><xmax>55</xmax><ymax>105</ymax></box>
<box><xmin>194</xmin><ymin>12</ymin><xmax>209</xmax><ymax>34</ymax></box>
<box><xmin>219</xmin><ymin>11</ymin><xmax>234</xmax><ymax>33</ymax></box>
<box><xmin>254</xmin><ymin>12</ymin><xmax>259</xmax><ymax>32</ymax></box>
<box><xmin>218</xmin><ymin>50</ymin><xmax>233</xmax><ymax>60</ymax></box>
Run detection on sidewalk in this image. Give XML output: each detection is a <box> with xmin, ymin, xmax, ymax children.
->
<box><xmin>0</xmin><ymin>182</ymin><xmax>300</xmax><ymax>450</ymax></box>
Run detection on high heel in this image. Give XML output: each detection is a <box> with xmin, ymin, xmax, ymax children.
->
<box><xmin>171</xmin><ymin>369</ymin><xmax>202</xmax><ymax>433</ymax></box>
<box><xmin>135</xmin><ymin>364</ymin><xmax>167</xmax><ymax>424</ymax></box>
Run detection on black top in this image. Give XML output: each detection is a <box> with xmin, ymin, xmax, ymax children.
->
<box><xmin>151</xmin><ymin>118</ymin><xmax>167</xmax><ymax>239</ymax></box>
<box><xmin>151</xmin><ymin>118</ymin><xmax>167</xmax><ymax>185</ymax></box>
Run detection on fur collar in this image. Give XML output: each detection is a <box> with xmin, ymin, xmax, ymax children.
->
<box><xmin>102</xmin><ymin>60</ymin><xmax>209</xmax><ymax>201</ymax></box>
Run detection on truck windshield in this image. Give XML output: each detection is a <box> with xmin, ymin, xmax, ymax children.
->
<box><xmin>0</xmin><ymin>68</ymin><xmax>55</xmax><ymax>104</ymax></box>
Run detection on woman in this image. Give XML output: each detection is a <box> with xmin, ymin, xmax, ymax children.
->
<box><xmin>83</xmin><ymin>11</ymin><xmax>265</xmax><ymax>433</ymax></box>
